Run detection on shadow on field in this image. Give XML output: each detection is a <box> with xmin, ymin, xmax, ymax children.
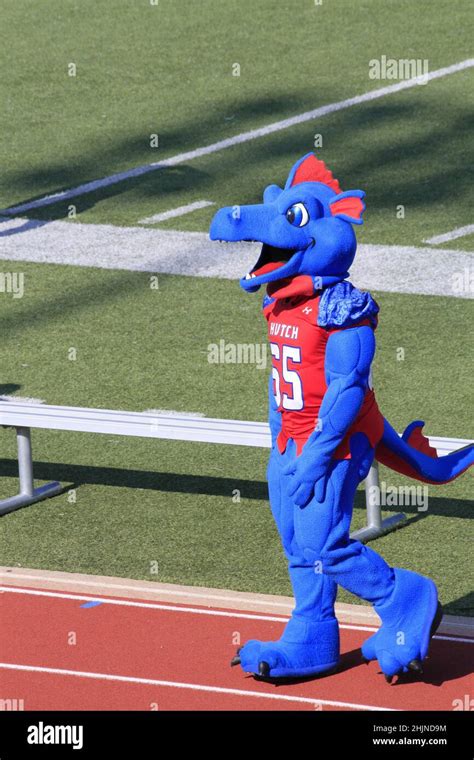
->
<box><xmin>1</xmin><ymin>163</ymin><xmax>210</xmax><ymax>234</ymax></box>
<box><xmin>0</xmin><ymin>458</ymin><xmax>471</xmax><ymax>520</ymax></box>
<box><xmin>0</xmin><ymin>267</ymin><xmax>175</xmax><ymax>341</ymax></box>
<box><xmin>0</xmin><ymin>458</ymin><xmax>270</xmax><ymax>501</ymax></box>
<box><xmin>384</xmin><ymin>497</ymin><xmax>473</xmax><ymax>521</ymax></box>
<box><xmin>443</xmin><ymin>590</ymin><xmax>474</xmax><ymax>617</ymax></box>
<box><xmin>0</xmin><ymin>92</ymin><xmax>309</xmax><ymax>225</ymax></box>
<box><xmin>0</xmin><ymin>217</ymin><xmax>50</xmax><ymax>238</ymax></box>
<box><xmin>0</xmin><ymin>384</ymin><xmax>22</xmax><ymax>396</ymax></box>
<box><xmin>2</xmin><ymin>90</ymin><xmax>472</xmax><ymax>228</ymax></box>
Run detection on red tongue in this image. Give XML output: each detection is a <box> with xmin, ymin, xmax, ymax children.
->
<box><xmin>252</xmin><ymin>261</ymin><xmax>285</xmax><ymax>277</ymax></box>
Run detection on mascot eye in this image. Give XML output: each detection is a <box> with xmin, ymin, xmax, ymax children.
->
<box><xmin>285</xmin><ymin>203</ymin><xmax>309</xmax><ymax>227</ymax></box>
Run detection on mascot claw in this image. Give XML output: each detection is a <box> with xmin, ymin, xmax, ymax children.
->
<box><xmin>230</xmin><ymin>651</ymin><xmax>273</xmax><ymax>679</ymax></box>
<box><xmin>230</xmin><ymin>647</ymin><xmax>242</xmax><ymax>667</ymax></box>
<box><xmin>383</xmin><ymin>660</ymin><xmax>423</xmax><ymax>685</ymax></box>
<box><xmin>362</xmin><ymin>573</ymin><xmax>444</xmax><ymax>684</ymax></box>
<box><xmin>408</xmin><ymin>659</ymin><xmax>424</xmax><ymax>674</ymax></box>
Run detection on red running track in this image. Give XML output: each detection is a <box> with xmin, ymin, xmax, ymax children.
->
<box><xmin>0</xmin><ymin>586</ymin><xmax>472</xmax><ymax>711</ymax></box>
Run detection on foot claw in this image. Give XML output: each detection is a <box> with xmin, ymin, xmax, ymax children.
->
<box><xmin>384</xmin><ymin>674</ymin><xmax>394</xmax><ymax>684</ymax></box>
<box><xmin>408</xmin><ymin>659</ymin><xmax>423</xmax><ymax>674</ymax></box>
<box><xmin>362</xmin><ymin>655</ymin><xmax>370</xmax><ymax>665</ymax></box>
<box><xmin>258</xmin><ymin>661</ymin><xmax>270</xmax><ymax>677</ymax></box>
<box><xmin>230</xmin><ymin>647</ymin><xmax>242</xmax><ymax>667</ymax></box>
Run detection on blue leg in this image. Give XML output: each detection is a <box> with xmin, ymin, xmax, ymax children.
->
<box><xmin>238</xmin><ymin>441</ymin><xmax>340</xmax><ymax>678</ymax></box>
<box><xmin>296</xmin><ymin>434</ymin><xmax>441</xmax><ymax>680</ymax></box>
<box><xmin>237</xmin><ymin>434</ymin><xmax>441</xmax><ymax>680</ymax></box>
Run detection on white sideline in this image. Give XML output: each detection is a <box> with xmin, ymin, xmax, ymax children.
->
<box><xmin>2</xmin><ymin>58</ymin><xmax>473</xmax><ymax>216</ymax></box>
<box><xmin>424</xmin><ymin>224</ymin><xmax>474</xmax><ymax>245</ymax></box>
<box><xmin>0</xmin><ymin>218</ymin><xmax>472</xmax><ymax>298</ymax></box>
<box><xmin>138</xmin><ymin>201</ymin><xmax>215</xmax><ymax>225</ymax></box>
<box><xmin>0</xmin><ymin>663</ymin><xmax>394</xmax><ymax>711</ymax></box>
<box><xmin>1</xmin><ymin>586</ymin><xmax>472</xmax><ymax>644</ymax></box>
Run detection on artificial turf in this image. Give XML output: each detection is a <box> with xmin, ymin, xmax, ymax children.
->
<box><xmin>0</xmin><ymin>0</ymin><xmax>472</xmax><ymax>615</ymax></box>
<box><xmin>1</xmin><ymin>0</ymin><xmax>473</xmax><ymax>252</ymax></box>
<box><xmin>0</xmin><ymin>262</ymin><xmax>472</xmax><ymax>615</ymax></box>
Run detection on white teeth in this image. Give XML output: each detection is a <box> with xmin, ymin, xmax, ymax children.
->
<box><xmin>251</xmin><ymin>273</ymin><xmax>256</xmax><ymax>278</ymax></box>
<box><xmin>245</xmin><ymin>273</ymin><xmax>252</xmax><ymax>280</ymax></box>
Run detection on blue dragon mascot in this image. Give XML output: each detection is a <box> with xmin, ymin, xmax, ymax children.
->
<box><xmin>209</xmin><ymin>153</ymin><xmax>473</xmax><ymax>683</ymax></box>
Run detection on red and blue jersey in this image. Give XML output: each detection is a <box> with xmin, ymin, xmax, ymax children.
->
<box><xmin>263</xmin><ymin>292</ymin><xmax>384</xmax><ymax>458</ymax></box>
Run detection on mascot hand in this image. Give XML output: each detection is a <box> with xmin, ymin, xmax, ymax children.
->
<box><xmin>283</xmin><ymin>453</ymin><xmax>329</xmax><ymax>507</ymax></box>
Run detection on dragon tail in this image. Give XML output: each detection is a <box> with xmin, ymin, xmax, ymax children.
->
<box><xmin>375</xmin><ymin>418</ymin><xmax>474</xmax><ymax>484</ymax></box>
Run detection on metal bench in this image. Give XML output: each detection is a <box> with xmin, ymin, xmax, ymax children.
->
<box><xmin>0</xmin><ymin>400</ymin><xmax>470</xmax><ymax>541</ymax></box>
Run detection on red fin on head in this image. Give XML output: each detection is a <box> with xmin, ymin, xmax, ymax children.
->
<box><xmin>329</xmin><ymin>191</ymin><xmax>366</xmax><ymax>224</ymax></box>
<box><xmin>288</xmin><ymin>154</ymin><xmax>341</xmax><ymax>193</ymax></box>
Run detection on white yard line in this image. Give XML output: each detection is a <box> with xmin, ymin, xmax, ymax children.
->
<box><xmin>138</xmin><ymin>201</ymin><xmax>215</xmax><ymax>225</ymax></box>
<box><xmin>2</xmin><ymin>586</ymin><xmax>472</xmax><ymax>644</ymax></box>
<box><xmin>0</xmin><ymin>395</ymin><xmax>44</xmax><ymax>404</ymax></box>
<box><xmin>2</xmin><ymin>58</ymin><xmax>473</xmax><ymax>216</ymax></box>
<box><xmin>0</xmin><ymin>663</ymin><xmax>394</xmax><ymax>710</ymax></box>
<box><xmin>143</xmin><ymin>408</ymin><xmax>205</xmax><ymax>416</ymax></box>
<box><xmin>0</xmin><ymin>218</ymin><xmax>472</xmax><ymax>298</ymax></box>
<box><xmin>424</xmin><ymin>224</ymin><xmax>474</xmax><ymax>245</ymax></box>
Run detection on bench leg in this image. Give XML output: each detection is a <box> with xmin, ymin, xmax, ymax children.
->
<box><xmin>350</xmin><ymin>461</ymin><xmax>406</xmax><ymax>542</ymax></box>
<box><xmin>0</xmin><ymin>427</ymin><xmax>62</xmax><ymax>516</ymax></box>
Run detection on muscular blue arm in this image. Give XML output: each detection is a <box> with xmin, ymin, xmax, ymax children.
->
<box><xmin>316</xmin><ymin>324</ymin><xmax>375</xmax><ymax>453</ymax></box>
<box><xmin>284</xmin><ymin>325</ymin><xmax>375</xmax><ymax>506</ymax></box>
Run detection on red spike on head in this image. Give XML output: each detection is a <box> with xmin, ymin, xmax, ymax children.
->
<box><xmin>290</xmin><ymin>154</ymin><xmax>342</xmax><ymax>193</ymax></box>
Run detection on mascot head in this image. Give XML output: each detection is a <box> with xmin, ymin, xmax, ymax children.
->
<box><xmin>209</xmin><ymin>153</ymin><xmax>365</xmax><ymax>298</ymax></box>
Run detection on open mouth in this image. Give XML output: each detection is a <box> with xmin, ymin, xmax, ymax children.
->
<box><xmin>244</xmin><ymin>243</ymin><xmax>297</xmax><ymax>281</ymax></box>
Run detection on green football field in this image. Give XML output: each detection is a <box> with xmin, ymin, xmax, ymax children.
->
<box><xmin>0</xmin><ymin>0</ymin><xmax>472</xmax><ymax>615</ymax></box>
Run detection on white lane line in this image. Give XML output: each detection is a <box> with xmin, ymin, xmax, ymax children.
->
<box><xmin>0</xmin><ymin>662</ymin><xmax>396</xmax><ymax>711</ymax></box>
<box><xmin>2</xmin><ymin>58</ymin><xmax>473</xmax><ymax>217</ymax></box>
<box><xmin>138</xmin><ymin>201</ymin><xmax>215</xmax><ymax>225</ymax></box>
<box><xmin>2</xmin><ymin>586</ymin><xmax>472</xmax><ymax>644</ymax></box>
<box><xmin>0</xmin><ymin>585</ymin><xmax>289</xmax><ymax>623</ymax></box>
<box><xmin>1</xmin><ymin>571</ymin><xmax>293</xmax><ymax>609</ymax></box>
<box><xmin>424</xmin><ymin>224</ymin><xmax>474</xmax><ymax>245</ymax></box>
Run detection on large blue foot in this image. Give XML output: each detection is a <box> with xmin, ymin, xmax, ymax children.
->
<box><xmin>362</xmin><ymin>569</ymin><xmax>442</xmax><ymax>682</ymax></box>
<box><xmin>231</xmin><ymin>617</ymin><xmax>339</xmax><ymax>679</ymax></box>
